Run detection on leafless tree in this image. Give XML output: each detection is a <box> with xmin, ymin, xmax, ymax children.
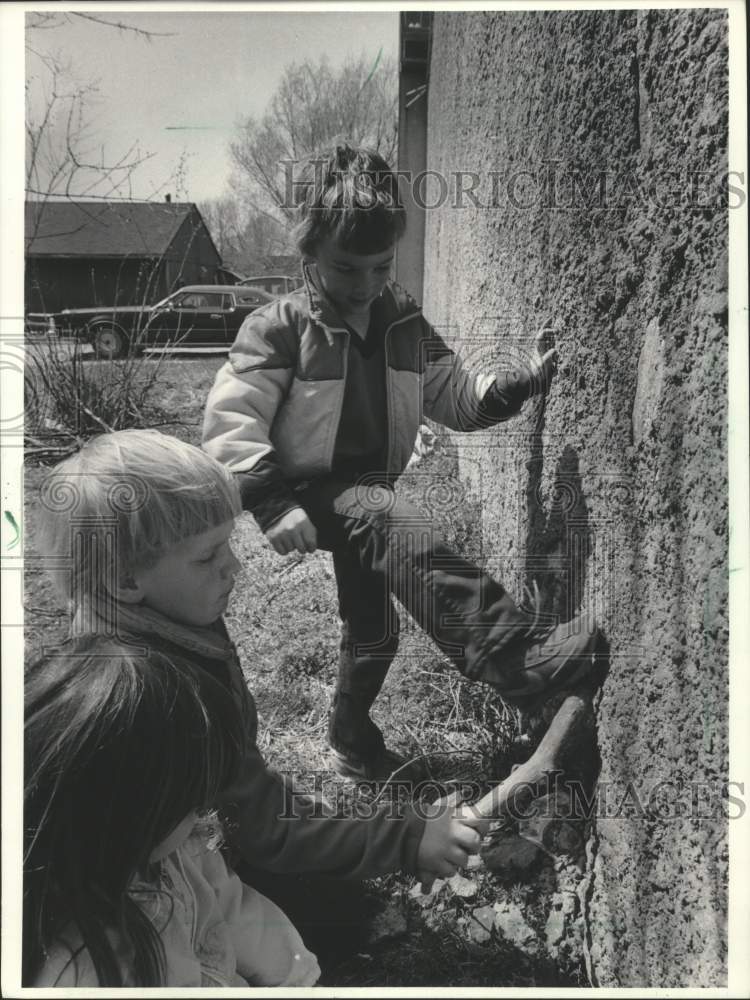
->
<box><xmin>198</xmin><ymin>194</ymin><xmax>293</xmax><ymax>275</ymax></box>
<box><xmin>230</xmin><ymin>53</ymin><xmax>398</xmax><ymax>226</ymax></box>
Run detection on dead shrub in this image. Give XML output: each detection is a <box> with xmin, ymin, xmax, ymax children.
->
<box><xmin>25</xmin><ymin>335</ymin><xmax>171</xmax><ymax>457</ymax></box>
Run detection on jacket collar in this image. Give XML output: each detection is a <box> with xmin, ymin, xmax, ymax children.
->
<box><xmin>71</xmin><ymin>595</ymin><xmax>233</xmax><ymax>662</ymax></box>
<box><xmin>301</xmin><ymin>260</ymin><xmax>345</xmax><ymax>343</ymax></box>
<box><xmin>301</xmin><ymin>261</ymin><xmax>422</xmax><ymax>345</ymax></box>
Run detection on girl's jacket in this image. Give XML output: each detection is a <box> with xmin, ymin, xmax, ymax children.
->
<box><xmin>70</xmin><ymin>599</ymin><xmax>426</xmax><ymax>880</ymax></box>
<box><xmin>202</xmin><ymin>267</ymin><xmax>530</xmax><ymax>529</ymax></box>
<box><xmin>35</xmin><ymin>823</ymin><xmax>320</xmax><ymax>987</ymax></box>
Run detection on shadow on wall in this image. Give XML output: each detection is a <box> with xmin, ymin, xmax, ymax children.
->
<box><xmin>523</xmin><ymin>424</ymin><xmax>606</xmax><ymax>793</ymax></box>
<box><xmin>524</xmin><ymin>404</ymin><xmax>592</xmax><ymax>626</ymax></box>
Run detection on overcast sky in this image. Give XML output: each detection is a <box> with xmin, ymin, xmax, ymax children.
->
<box><xmin>25</xmin><ymin>10</ymin><xmax>399</xmax><ymax>203</ymax></box>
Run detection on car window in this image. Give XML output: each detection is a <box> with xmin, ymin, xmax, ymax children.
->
<box><xmin>243</xmin><ymin>279</ymin><xmax>274</xmax><ymax>294</ymax></box>
<box><xmin>242</xmin><ymin>276</ymin><xmax>296</xmax><ymax>295</ymax></box>
<box><xmin>236</xmin><ymin>292</ymin><xmax>266</xmax><ymax>306</ymax></box>
<box><xmin>176</xmin><ymin>292</ymin><xmax>225</xmax><ymax>309</ymax></box>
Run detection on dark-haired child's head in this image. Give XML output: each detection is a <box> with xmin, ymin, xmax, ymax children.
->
<box><xmin>293</xmin><ymin>141</ymin><xmax>406</xmax><ymax>258</ymax></box>
<box><xmin>292</xmin><ymin>142</ymin><xmax>406</xmax><ymax>316</ymax></box>
<box><xmin>23</xmin><ymin>636</ymin><xmax>246</xmax><ymax>984</ymax></box>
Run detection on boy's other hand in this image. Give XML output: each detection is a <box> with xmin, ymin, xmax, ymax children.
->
<box><xmin>265</xmin><ymin>507</ymin><xmax>318</xmax><ymax>555</ymax></box>
<box><xmin>416</xmin><ymin>790</ymin><xmax>485</xmax><ymax>892</ymax></box>
<box><xmin>528</xmin><ymin>325</ymin><xmax>558</xmax><ymax>396</ymax></box>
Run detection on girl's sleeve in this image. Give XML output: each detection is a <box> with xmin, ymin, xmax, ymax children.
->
<box><xmin>197</xmin><ymin>847</ymin><xmax>320</xmax><ymax>987</ymax></box>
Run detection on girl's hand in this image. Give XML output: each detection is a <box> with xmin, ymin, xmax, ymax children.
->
<box><xmin>527</xmin><ymin>326</ymin><xmax>558</xmax><ymax>397</ymax></box>
<box><xmin>265</xmin><ymin>507</ymin><xmax>317</xmax><ymax>555</ymax></box>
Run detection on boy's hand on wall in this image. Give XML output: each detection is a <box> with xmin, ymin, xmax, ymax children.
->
<box><xmin>416</xmin><ymin>790</ymin><xmax>485</xmax><ymax>892</ymax></box>
<box><xmin>265</xmin><ymin>507</ymin><xmax>318</xmax><ymax>555</ymax></box>
<box><xmin>527</xmin><ymin>325</ymin><xmax>558</xmax><ymax>397</ymax></box>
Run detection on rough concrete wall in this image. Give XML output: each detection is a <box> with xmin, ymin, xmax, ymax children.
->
<box><xmin>422</xmin><ymin>9</ymin><xmax>728</xmax><ymax>987</ymax></box>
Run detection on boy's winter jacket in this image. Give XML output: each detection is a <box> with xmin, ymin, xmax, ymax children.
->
<box><xmin>202</xmin><ymin>266</ymin><xmax>531</xmax><ymax>530</ymax></box>
<box><xmin>70</xmin><ymin>599</ymin><xmax>426</xmax><ymax>881</ymax></box>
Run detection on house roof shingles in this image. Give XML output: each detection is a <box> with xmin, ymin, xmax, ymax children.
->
<box><xmin>25</xmin><ymin>200</ymin><xmax>196</xmax><ymax>258</ymax></box>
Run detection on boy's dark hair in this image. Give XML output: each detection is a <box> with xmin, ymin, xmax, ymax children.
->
<box><xmin>292</xmin><ymin>141</ymin><xmax>406</xmax><ymax>257</ymax></box>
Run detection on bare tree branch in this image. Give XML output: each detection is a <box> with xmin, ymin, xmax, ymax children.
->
<box><xmin>27</xmin><ymin>11</ymin><xmax>175</xmax><ymax>40</ymax></box>
<box><xmin>68</xmin><ymin>12</ymin><xmax>175</xmax><ymax>38</ymax></box>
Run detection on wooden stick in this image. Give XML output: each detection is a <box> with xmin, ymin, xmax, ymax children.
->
<box><xmin>472</xmin><ymin>691</ymin><xmax>595</xmax><ymax>819</ymax></box>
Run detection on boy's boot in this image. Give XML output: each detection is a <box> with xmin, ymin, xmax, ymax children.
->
<box><xmin>328</xmin><ymin>691</ymin><xmax>399</xmax><ymax>780</ymax></box>
<box><xmin>327</xmin><ymin>628</ymin><xmax>426</xmax><ymax>783</ymax></box>
<box><xmin>327</xmin><ymin>611</ymin><xmax>394</xmax><ymax>781</ymax></box>
<box><xmin>328</xmin><ymin>710</ymin><xmax>426</xmax><ymax>784</ymax></box>
<box><xmin>326</xmin><ymin>553</ymin><xmax>427</xmax><ymax>782</ymax></box>
<box><xmin>495</xmin><ymin>608</ymin><xmax>601</xmax><ymax>701</ymax></box>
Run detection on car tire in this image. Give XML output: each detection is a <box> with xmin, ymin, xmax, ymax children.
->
<box><xmin>91</xmin><ymin>325</ymin><xmax>127</xmax><ymax>360</ymax></box>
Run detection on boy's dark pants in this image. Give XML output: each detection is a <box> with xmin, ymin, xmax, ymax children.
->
<box><xmin>296</xmin><ymin>477</ymin><xmax>538</xmax><ymax>758</ymax></box>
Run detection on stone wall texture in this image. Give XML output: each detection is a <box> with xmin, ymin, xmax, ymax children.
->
<box><xmin>421</xmin><ymin>9</ymin><xmax>729</xmax><ymax>987</ymax></box>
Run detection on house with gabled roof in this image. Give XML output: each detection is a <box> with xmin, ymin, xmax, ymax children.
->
<box><xmin>25</xmin><ymin>199</ymin><xmax>222</xmax><ymax>313</ymax></box>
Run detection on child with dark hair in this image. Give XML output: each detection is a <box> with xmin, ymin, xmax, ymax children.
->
<box><xmin>24</xmin><ymin>637</ymin><xmax>320</xmax><ymax>987</ymax></box>
<box><xmin>203</xmin><ymin>141</ymin><xmax>601</xmax><ymax>781</ymax></box>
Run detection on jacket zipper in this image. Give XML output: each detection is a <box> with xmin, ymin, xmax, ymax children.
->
<box><xmin>316</xmin><ymin>307</ymin><xmax>420</xmax><ymax>476</ymax></box>
<box><xmin>383</xmin><ymin>312</ymin><xmax>421</xmax><ymax>473</ymax></box>
<box><xmin>327</xmin><ymin>328</ymin><xmax>349</xmax><ymax>468</ymax></box>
